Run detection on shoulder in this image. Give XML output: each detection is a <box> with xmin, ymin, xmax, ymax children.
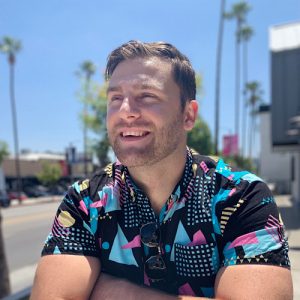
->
<box><xmin>190</xmin><ymin>148</ymin><xmax>270</xmax><ymax>204</ymax></box>
<box><xmin>190</xmin><ymin>148</ymin><xmax>219</xmax><ymax>168</ymax></box>
<box><xmin>69</xmin><ymin>162</ymin><xmax>118</xmax><ymax>200</ymax></box>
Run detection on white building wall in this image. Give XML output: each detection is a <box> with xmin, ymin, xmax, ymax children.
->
<box><xmin>259</xmin><ymin>109</ymin><xmax>292</xmax><ymax>193</ymax></box>
<box><xmin>291</xmin><ymin>153</ymin><xmax>300</xmax><ymax>204</ymax></box>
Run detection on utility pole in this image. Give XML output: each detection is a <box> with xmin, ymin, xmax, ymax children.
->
<box><xmin>214</xmin><ymin>0</ymin><xmax>226</xmax><ymax>155</ymax></box>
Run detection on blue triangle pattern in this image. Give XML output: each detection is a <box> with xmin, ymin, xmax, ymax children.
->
<box><xmin>170</xmin><ymin>221</ymin><xmax>191</xmax><ymax>261</ymax></box>
<box><xmin>103</xmin><ymin>185</ymin><xmax>121</xmax><ymax>213</ymax></box>
<box><xmin>109</xmin><ymin>224</ymin><xmax>139</xmax><ymax>266</ymax></box>
<box><xmin>163</xmin><ymin>200</ymin><xmax>186</xmax><ymax>222</ymax></box>
<box><xmin>72</xmin><ymin>181</ymin><xmax>80</xmax><ymax>194</ymax></box>
<box><xmin>241</xmin><ymin>173</ymin><xmax>263</xmax><ymax>183</ymax></box>
<box><xmin>53</xmin><ymin>245</ymin><xmax>61</xmax><ymax>254</ymax></box>
<box><xmin>83</xmin><ymin>220</ymin><xmax>94</xmax><ymax>235</ymax></box>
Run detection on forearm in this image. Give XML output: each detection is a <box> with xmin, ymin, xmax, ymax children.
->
<box><xmin>90</xmin><ymin>273</ymin><xmax>175</xmax><ymax>300</ymax></box>
<box><xmin>90</xmin><ymin>273</ymin><xmax>212</xmax><ymax>300</ymax></box>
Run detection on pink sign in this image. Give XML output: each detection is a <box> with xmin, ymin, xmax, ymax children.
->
<box><xmin>222</xmin><ymin>134</ymin><xmax>238</xmax><ymax>156</ymax></box>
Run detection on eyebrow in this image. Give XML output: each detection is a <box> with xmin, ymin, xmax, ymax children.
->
<box><xmin>140</xmin><ymin>83</ymin><xmax>161</xmax><ymax>90</ymax></box>
<box><xmin>107</xmin><ymin>82</ymin><xmax>163</xmax><ymax>95</ymax></box>
<box><xmin>106</xmin><ymin>86</ymin><xmax>122</xmax><ymax>95</ymax></box>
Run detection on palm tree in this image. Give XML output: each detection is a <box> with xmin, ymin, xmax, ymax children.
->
<box><xmin>214</xmin><ymin>0</ymin><xmax>226</xmax><ymax>155</ymax></box>
<box><xmin>0</xmin><ymin>141</ymin><xmax>10</xmax><ymax>297</ymax></box>
<box><xmin>239</xmin><ymin>26</ymin><xmax>254</xmax><ymax>157</ymax></box>
<box><xmin>78</xmin><ymin>61</ymin><xmax>96</xmax><ymax>176</ymax></box>
<box><xmin>246</xmin><ymin>81</ymin><xmax>263</xmax><ymax>160</ymax></box>
<box><xmin>0</xmin><ymin>36</ymin><xmax>22</xmax><ymax>202</ymax></box>
<box><xmin>225</xmin><ymin>1</ymin><xmax>251</xmax><ymax>153</ymax></box>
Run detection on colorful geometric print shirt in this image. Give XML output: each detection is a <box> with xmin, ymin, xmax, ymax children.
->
<box><xmin>42</xmin><ymin>148</ymin><xmax>290</xmax><ymax>298</ymax></box>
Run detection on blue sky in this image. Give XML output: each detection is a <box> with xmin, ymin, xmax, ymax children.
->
<box><xmin>0</xmin><ymin>0</ymin><xmax>299</xmax><ymax>157</ymax></box>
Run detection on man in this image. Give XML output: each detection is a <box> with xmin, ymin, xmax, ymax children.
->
<box><xmin>31</xmin><ymin>41</ymin><xmax>293</xmax><ymax>299</ymax></box>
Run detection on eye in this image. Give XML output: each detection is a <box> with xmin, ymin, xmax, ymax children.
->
<box><xmin>109</xmin><ymin>95</ymin><xmax>123</xmax><ymax>102</ymax></box>
<box><xmin>140</xmin><ymin>93</ymin><xmax>159</xmax><ymax>101</ymax></box>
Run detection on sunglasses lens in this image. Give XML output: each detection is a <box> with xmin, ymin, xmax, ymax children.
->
<box><xmin>145</xmin><ymin>255</ymin><xmax>167</xmax><ymax>280</ymax></box>
<box><xmin>140</xmin><ymin>222</ymin><xmax>167</xmax><ymax>281</ymax></box>
<box><xmin>140</xmin><ymin>222</ymin><xmax>160</xmax><ymax>247</ymax></box>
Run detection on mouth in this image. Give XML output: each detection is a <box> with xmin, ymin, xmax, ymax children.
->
<box><xmin>118</xmin><ymin>130</ymin><xmax>151</xmax><ymax>144</ymax></box>
<box><xmin>120</xmin><ymin>131</ymin><xmax>150</xmax><ymax>137</ymax></box>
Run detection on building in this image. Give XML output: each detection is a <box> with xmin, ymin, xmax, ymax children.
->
<box><xmin>2</xmin><ymin>148</ymin><xmax>94</xmax><ymax>190</ymax></box>
<box><xmin>2</xmin><ymin>152</ymin><xmax>67</xmax><ymax>190</ymax></box>
<box><xmin>259</xmin><ymin>104</ymin><xmax>292</xmax><ymax>194</ymax></box>
<box><xmin>270</xmin><ymin>21</ymin><xmax>300</xmax><ymax>204</ymax></box>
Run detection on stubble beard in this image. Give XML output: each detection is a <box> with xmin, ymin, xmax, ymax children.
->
<box><xmin>109</xmin><ymin>114</ymin><xmax>185</xmax><ymax>168</ymax></box>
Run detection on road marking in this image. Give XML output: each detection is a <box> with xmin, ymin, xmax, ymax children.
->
<box><xmin>3</xmin><ymin>211</ymin><xmax>54</xmax><ymax>226</ymax></box>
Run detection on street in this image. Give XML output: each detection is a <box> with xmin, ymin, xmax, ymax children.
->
<box><xmin>1</xmin><ymin>195</ymin><xmax>300</xmax><ymax>298</ymax></box>
<box><xmin>2</xmin><ymin>198</ymin><xmax>61</xmax><ymax>294</ymax></box>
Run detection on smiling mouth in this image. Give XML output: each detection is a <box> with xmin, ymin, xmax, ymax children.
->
<box><xmin>120</xmin><ymin>131</ymin><xmax>150</xmax><ymax>137</ymax></box>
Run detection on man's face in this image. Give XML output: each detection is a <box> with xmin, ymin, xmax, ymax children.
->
<box><xmin>106</xmin><ymin>57</ymin><xmax>195</xmax><ymax>167</ymax></box>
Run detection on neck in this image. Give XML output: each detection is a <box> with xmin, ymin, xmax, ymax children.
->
<box><xmin>128</xmin><ymin>146</ymin><xmax>188</xmax><ymax>214</ymax></box>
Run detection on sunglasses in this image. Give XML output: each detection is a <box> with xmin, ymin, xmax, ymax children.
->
<box><xmin>140</xmin><ymin>222</ymin><xmax>167</xmax><ymax>281</ymax></box>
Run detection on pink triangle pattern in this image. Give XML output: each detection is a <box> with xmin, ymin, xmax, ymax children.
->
<box><xmin>90</xmin><ymin>193</ymin><xmax>108</xmax><ymax>208</ymax></box>
<box><xmin>178</xmin><ymin>283</ymin><xmax>196</xmax><ymax>296</ymax></box>
<box><xmin>228</xmin><ymin>231</ymin><xmax>258</xmax><ymax>249</ymax></box>
<box><xmin>187</xmin><ymin>229</ymin><xmax>207</xmax><ymax>246</ymax></box>
<box><xmin>78</xmin><ymin>200</ymin><xmax>88</xmax><ymax>215</ymax></box>
<box><xmin>229</xmin><ymin>187</ymin><xmax>236</xmax><ymax>196</ymax></box>
<box><xmin>121</xmin><ymin>235</ymin><xmax>141</xmax><ymax>249</ymax></box>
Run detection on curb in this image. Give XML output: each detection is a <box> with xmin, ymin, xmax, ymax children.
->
<box><xmin>10</xmin><ymin>196</ymin><xmax>61</xmax><ymax>207</ymax></box>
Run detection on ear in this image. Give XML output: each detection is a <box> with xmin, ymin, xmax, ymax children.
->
<box><xmin>183</xmin><ymin>100</ymin><xmax>198</xmax><ymax>131</ymax></box>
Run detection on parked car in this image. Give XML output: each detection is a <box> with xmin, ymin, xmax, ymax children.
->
<box><xmin>48</xmin><ymin>185</ymin><xmax>66</xmax><ymax>196</ymax></box>
<box><xmin>8</xmin><ymin>191</ymin><xmax>28</xmax><ymax>201</ymax></box>
<box><xmin>23</xmin><ymin>185</ymin><xmax>50</xmax><ymax>197</ymax></box>
<box><xmin>0</xmin><ymin>190</ymin><xmax>10</xmax><ymax>208</ymax></box>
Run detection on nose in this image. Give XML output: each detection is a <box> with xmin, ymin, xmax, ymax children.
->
<box><xmin>119</xmin><ymin>97</ymin><xmax>141</xmax><ymax>121</ymax></box>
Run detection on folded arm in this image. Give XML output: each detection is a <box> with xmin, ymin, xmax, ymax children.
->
<box><xmin>90</xmin><ymin>264</ymin><xmax>293</xmax><ymax>300</ymax></box>
<box><xmin>90</xmin><ymin>273</ymin><xmax>211</xmax><ymax>300</ymax></box>
<box><xmin>30</xmin><ymin>255</ymin><xmax>100</xmax><ymax>300</ymax></box>
<box><xmin>215</xmin><ymin>264</ymin><xmax>293</xmax><ymax>300</ymax></box>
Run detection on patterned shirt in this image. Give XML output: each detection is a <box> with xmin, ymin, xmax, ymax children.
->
<box><xmin>42</xmin><ymin>149</ymin><xmax>290</xmax><ymax>298</ymax></box>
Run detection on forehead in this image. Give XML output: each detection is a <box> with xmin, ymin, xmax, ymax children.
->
<box><xmin>107</xmin><ymin>57</ymin><xmax>174</xmax><ymax>91</ymax></box>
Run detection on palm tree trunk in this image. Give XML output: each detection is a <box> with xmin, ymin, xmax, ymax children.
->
<box><xmin>214</xmin><ymin>0</ymin><xmax>226</xmax><ymax>156</ymax></box>
<box><xmin>0</xmin><ymin>211</ymin><xmax>11</xmax><ymax>297</ymax></box>
<box><xmin>83</xmin><ymin>101</ymin><xmax>88</xmax><ymax>177</ymax></box>
<box><xmin>248</xmin><ymin>109</ymin><xmax>254</xmax><ymax>160</ymax></box>
<box><xmin>9</xmin><ymin>62</ymin><xmax>22</xmax><ymax>203</ymax></box>
<box><xmin>234</xmin><ymin>30</ymin><xmax>241</xmax><ymax>155</ymax></box>
<box><xmin>83</xmin><ymin>77</ymin><xmax>91</xmax><ymax>177</ymax></box>
<box><xmin>242</xmin><ymin>40</ymin><xmax>248</xmax><ymax>158</ymax></box>
<box><xmin>252</xmin><ymin>120</ymin><xmax>256</xmax><ymax>161</ymax></box>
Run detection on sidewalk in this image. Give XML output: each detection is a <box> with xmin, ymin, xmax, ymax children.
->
<box><xmin>275</xmin><ymin>195</ymin><xmax>300</xmax><ymax>299</ymax></box>
<box><xmin>10</xmin><ymin>195</ymin><xmax>61</xmax><ymax>206</ymax></box>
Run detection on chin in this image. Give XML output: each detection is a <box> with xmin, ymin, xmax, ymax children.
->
<box><xmin>116</xmin><ymin>155</ymin><xmax>152</xmax><ymax>168</ymax></box>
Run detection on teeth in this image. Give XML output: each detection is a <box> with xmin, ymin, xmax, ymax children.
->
<box><xmin>122</xmin><ymin>131</ymin><xmax>146</xmax><ymax>137</ymax></box>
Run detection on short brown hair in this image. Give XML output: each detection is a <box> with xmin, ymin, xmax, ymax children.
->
<box><xmin>105</xmin><ymin>40</ymin><xmax>196</xmax><ymax>109</ymax></box>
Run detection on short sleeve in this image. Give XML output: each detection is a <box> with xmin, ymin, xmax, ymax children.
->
<box><xmin>42</xmin><ymin>182</ymin><xmax>100</xmax><ymax>258</ymax></box>
<box><xmin>217</xmin><ymin>180</ymin><xmax>290</xmax><ymax>269</ymax></box>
